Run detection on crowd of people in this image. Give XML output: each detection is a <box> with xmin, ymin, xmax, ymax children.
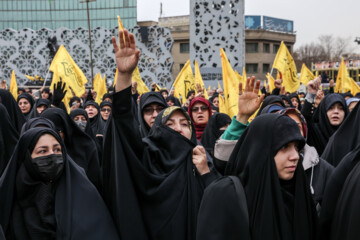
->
<box><xmin>0</xmin><ymin>29</ymin><xmax>360</xmax><ymax>239</ymax></box>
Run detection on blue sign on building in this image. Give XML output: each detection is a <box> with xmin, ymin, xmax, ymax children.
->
<box><xmin>263</xmin><ymin>16</ymin><xmax>293</xmax><ymax>33</ymax></box>
<box><xmin>245</xmin><ymin>15</ymin><xmax>261</xmax><ymax>29</ymax></box>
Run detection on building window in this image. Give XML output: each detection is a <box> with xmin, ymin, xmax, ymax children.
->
<box><xmin>273</xmin><ymin>44</ymin><xmax>280</xmax><ymax>53</ymax></box>
<box><xmin>180</xmin><ymin>43</ymin><xmax>190</xmax><ymax>53</ymax></box>
<box><xmin>263</xmin><ymin>64</ymin><xmax>270</xmax><ymax>73</ymax></box>
<box><xmin>246</xmin><ymin>64</ymin><xmax>258</xmax><ymax>73</ymax></box>
<box><xmin>246</xmin><ymin>43</ymin><xmax>258</xmax><ymax>53</ymax></box>
<box><xmin>286</xmin><ymin>45</ymin><xmax>292</xmax><ymax>52</ymax></box>
<box><xmin>263</xmin><ymin>43</ymin><xmax>270</xmax><ymax>53</ymax></box>
<box><xmin>180</xmin><ymin>63</ymin><xmax>185</xmax><ymax>70</ymax></box>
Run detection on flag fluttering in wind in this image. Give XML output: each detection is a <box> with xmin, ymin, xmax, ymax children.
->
<box><xmin>272</xmin><ymin>42</ymin><xmax>299</xmax><ymax>93</ymax></box>
<box><xmin>173</xmin><ymin>60</ymin><xmax>195</xmax><ymax>104</ymax></box>
<box><xmin>220</xmin><ymin>48</ymin><xmax>239</xmax><ymax>117</ymax></box>
<box><xmin>335</xmin><ymin>58</ymin><xmax>352</xmax><ymax>93</ymax></box>
<box><xmin>194</xmin><ymin>60</ymin><xmax>209</xmax><ymax>99</ymax></box>
<box><xmin>49</xmin><ymin>45</ymin><xmax>88</xmax><ymax>98</ymax></box>
<box><xmin>299</xmin><ymin>64</ymin><xmax>315</xmax><ymax>86</ymax></box>
<box><xmin>10</xmin><ymin>70</ymin><xmax>18</xmax><ymax>100</ymax></box>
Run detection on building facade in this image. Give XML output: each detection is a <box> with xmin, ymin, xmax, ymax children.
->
<box><xmin>0</xmin><ymin>0</ymin><xmax>137</xmax><ymax>30</ymax></box>
<box><xmin>156</xmin><ymin>15</ymin><xmax>296</xmax><ymax>82</ymax></box>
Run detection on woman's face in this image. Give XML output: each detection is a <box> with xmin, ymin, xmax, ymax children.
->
<box><xmin>327</xmin><ymin>102</ymin><xmax>345</xmax><ymax>126</ymax></box>
<box><xmin>167</xmin><ymin>100</ymin><xmax>175</xmax><ymax>107</ymax></box>
<box><xmin>31</xmin><ymin>134</ymin><xmax>62</xmax><ymax>159</ymax></box>
<box><xmin>212</xmin><ymin>97</ymin><xmax>219</xmax><ymax>107</ymax></box>
<box><xmin>18</xmin><ymin>98</ymin><xmax>31</xmax><ymax>114</ymax></box>
<box><xmin>274</xmin><ymin>141</ymin><xmax>300</xmax><ymax>180</ymax></box>
<box><xmin>36</xmin><ymin>105</ymin><xmax>47</xmax><ymax>115</ymax></box>
<box><xmin>191</xmin><ymin>102</ymin><xmax>210</xmax><ymax>125</ymax></box>
<box><xmin>41</xmin><ymin>92</ymin><xmax>49</xmax><ymax>99</ymax></box>
<box><xmin>291</xmin><ymin>97</ymin><xmax>299</xmax><ymax>108</ymax></box>
<box><xmin>85</xmin><ymin>105</ymin><xmax>98</xmax><ymax>119</ymax></box>
<box><xmin>165</xmin><ymin>110</ymin><xmax>191</xmax><ymax>140</ymax></box>
<box><xmin>143</xmin><ymin>103</ymin><xmax>165</xmax><ymax>128</ymax></box>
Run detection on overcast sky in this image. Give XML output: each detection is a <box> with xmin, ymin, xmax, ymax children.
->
<box><xmin>137</xmin><ymin>0</ymin><xmax>360</xmax><ymax>52</ymax></box>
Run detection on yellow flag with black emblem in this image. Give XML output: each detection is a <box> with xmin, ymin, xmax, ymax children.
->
<box><xmin>272</xmin><ymin>42</ymin><xmax>299</xmax><ymax>93</ymax></box>
<box><xmin>173</xmin><ymin>60</ymin><xmax>195</xmax><ymax>104</ymax></box>
<box><xmin>49</xmin><ymin>45</ymin><xmax>87</xmax><ymax>97</ymax></box>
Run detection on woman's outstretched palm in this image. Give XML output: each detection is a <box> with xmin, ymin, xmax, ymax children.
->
<box><xmin>238</xmin><ymin>76</ymin><xmax>264</xmax><ymax>118</ymax></box>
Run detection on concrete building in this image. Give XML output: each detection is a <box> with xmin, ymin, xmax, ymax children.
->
<box><xmin>143</xmin><ymin>15</ymin><xmax>296</xmax><ymax>81</ymax></box>
<box><xmin>0</xmin><ymin>0</ymin><xmax>137</xmax><ymax>30</ymax></box>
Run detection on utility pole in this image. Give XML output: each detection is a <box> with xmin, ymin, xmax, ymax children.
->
<box><xmin>80</xmin><ymin>0</ymin><xmax>96</xmax><ymax>87</ymax></box>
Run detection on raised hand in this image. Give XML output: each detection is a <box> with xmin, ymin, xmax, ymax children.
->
<box><xmin>307</xmin><ymin>76</ymin><xmax>321</xmax><ymax>94</ymax></box>
<box><xmin>112</xmin><ymin>29</ymin><xmax>140</xmax><ymax>92</ymax></box>
<box><xmin>237</xmin><ymin>76</ymin><xmax>265</xmax><ymax>124</ymax></box>
<box><xmin>52</xmin><ymin>78</ymin><xmax>67</xmax><ymax>107</ymax></box>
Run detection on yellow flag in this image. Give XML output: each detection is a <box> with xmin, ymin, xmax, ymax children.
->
<box><xmin>335</xmin><ymin>58</ymin><xmax>352</xmax><ymax>93</ymax></box>
<box><xmin>173</xmin><ymin>60</ymin><xmax>195</xmax><ymax>104</ymax></box>
<box><xmin>94</xmin><ymin>74</ymin><xmax>107</xmax><ymax>104</ymax></box>
<box><xmin>49</xmin><ymin>45</ymin><xmax>87</xmax><ymax>97</ymax></box>
<box><xmin>266</xmin><ymin>73</ymin><xmax>276</xmax><ymax>92</ymax></box>
<box><xmin>299</xmin><ymin>63</ymin><xmax>315</xmax><ymax>86</ymax></box>
<box><xmin>242</xmin><ymin>66</ymin><xmax>247</xmax><ymax>83</ymax></box>
<box><xmin>218</xmin><ymin>81</ymin><xmax>221</xmax><ymax>90</ymax></box>
<box><xmin>10</xmin><ymin>70</ymin><xmax>18</xmax><ymax>100</ymax></box>
<box><xmin>235</xmin><ymin>70</ymin><xmax>243</xmax><ymax>87</ymax></box>
<box><xmin>218</xmin><ymin>94</ymin><xmax>228</xmax><ymax>116</ymax></box>
<box><xmin>351</xmin><ymin>78</ymin><xmax>360</xmax><ymax>96</ymax></box>
<box><xmin>207</xmin><ymin>85</ymin><xmax>211</xmax><ymax>91</ymax></box>
<box><xmin>272</xmin><ymin>42</ymin><xmax>299</xmax><ymax>93</ymax></box>
<box><xmin>113</xmin><ymin>69</ymin><xmax>118</xmax><ymax>87</ymax></box>
<box><xmin>220</xmin><ymin>48</ymin><xmax>239</xmax><ymax>117</ymax></box>
<box><xmin>194</xmin><ymin>60</ymin><xmax>209</xmax><ymax>99</ymax></box>
<box><xmin>132</xmin><ymin>67</ymin><xmax>149</xmax><ymax>95</ymax></box>
<box><xmin>51</xmin><ymin>66</ymin><xmax>72</xmax><ymax>114</ymax></box>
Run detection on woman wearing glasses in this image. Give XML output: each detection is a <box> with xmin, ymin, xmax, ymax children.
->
<box><xmin>188</xmin><ymin>97</ymin><xmax>212</xmax><ymax>141</ymax></box>
<box><xmin>100</xmin><ymin>101</ymin><xmax>112</xmax><ymax>121</ymax></box>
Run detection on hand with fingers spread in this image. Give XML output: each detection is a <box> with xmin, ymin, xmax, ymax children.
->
<box><xmin>237</xmin><ymin>76</ymin><xmax>265</xmax><ymax>124</ymax></box>
<box><xmin>192</xmin><ymin>145</ymin><xmax>210</xmax><ymax>175</ymax></box>
<box><xmin>52</xmin><ymin>78</ymin><xmax>67</xmax><ymax>107</ymax></box>
<box><xmin>112</xmin><ymin>29</ymin><xmax>140</xmax><ymax>92</ymax></box>
<box><xmin>274</xmin><ymin>78</ymin><xmax>283</xmax><ymax>89</ymax></box>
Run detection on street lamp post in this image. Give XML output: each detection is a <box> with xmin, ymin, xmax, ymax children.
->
<box><xmin>80</xmin><ymin>0</ymin><xmax>96</xmax><ymax>87</ymax></box>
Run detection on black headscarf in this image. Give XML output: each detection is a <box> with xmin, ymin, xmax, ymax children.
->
<box><xmin>0</xmin><ymin>128</ymin><xmax>119</xmax><ymax>239</ymax></box>
<box><xmin>201</xmin><ymin>113</ymin><xmax>231</xmax><ymax>156</ymax></box>
<box><xmin>319</xmin><ymin>144</ymin><xmax>360</xmax><ymax>240</ymax></box>
<box><xmin>307</xmin><ymin>93</ymin><xmax>348</xmax><ymax>156</ymax></box>
<box><xmin>321</xmin><ymin>100</ymin><xmax>360</xmax><ymax>166</ymax></box>
<box><xmin>28</xmin><ymin>98</ymin><xmax>51</xmax><ymax>119</ymax></box>
<box><xmin>225</xmin><ymin>114</ymin><xmax>317</xmax><ymax>240</ymax></box>
<box><xmin>41</xmin><ymin>108</ymin><xmax>100</xmax><ymax>188</ymax></box>
<box><xmin>20</xmin><ymin>117</ymin><xmax>56</xmax><ymax>136</ymax></box>
<box><xmin>17</xmin><ymin>93</ymin><xmax>35</xmax><ymax>119</ymax></box>
<box><xmin>0</xmin><ymin>89</ymin><xmax>26</xmax><ymax>133</ymax></box>
<box><xmin>0</xmin><ymin>104</ymin><xmax>18</xmax><ymax>175</ymax></box>
<box><xmin>165</xmin><ymin>95</ymin><xmax>181</xmax><ymax>107</ymax></box>
<box><xmin>102</xmin><ymin>87</ymin><xmax>205</xmax><ymax>240</ymax></box>
<box><xmin>138</xmin><ymin>91</ymin><xmax>167</xmax><ymax>137</ymax></box>
<box><xmin>102</xmin><ymin>93</ymin><xmax>113</xmax><ymax>102</ymax></box>
<box><xmin>70</xmin><ymin>108</ymin><xmax>94</xmax><ymax>139</ymax></box>
<box><xmin>69</xmin><ymin>96</ymin><xmax>81</xmax><ymax>108</ymax></box>
<box><xmin>83</xmin><ymin>100</ymin><xmax>106</xmax><ymax>136</ymax></box>
<box><xmin>256</xmin><ymin>95</ymin><xmax>285</xmax><ymax>117</ymax></box>
<box><xmin>289</xmin><ymin>93</ymin><xmax>302</xmax><ymax>110</ymax></box>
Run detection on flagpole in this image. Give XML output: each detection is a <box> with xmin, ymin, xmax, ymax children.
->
<box><xmin>43</xmin><ymin>69</ymin><xmax>50</xmax><ymax>87</ymax></box>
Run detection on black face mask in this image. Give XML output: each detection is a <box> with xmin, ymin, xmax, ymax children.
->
<box><xmin>31</xmin><ymin>154</ymin><xmax>64</xmax><ymax>182</ymax></box>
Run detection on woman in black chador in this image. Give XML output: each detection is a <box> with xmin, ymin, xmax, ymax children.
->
<box><xmin>197</xmin><ymin>114</ymin><xmax>318</xmax><ymax>240</ymax></box>
<box><xmin>102</xmin><ymin>29</ymin><xmax>218</xmax><ymax>240</ymax></box>
<box><xmin>0</xmin><ymin>128</ymin><xmax>119</xmax><ymax>239</ymax></box>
